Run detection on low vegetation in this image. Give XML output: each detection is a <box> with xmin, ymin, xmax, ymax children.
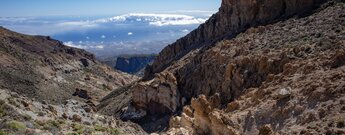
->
<box><xmin>7</xmin><ymin>120</ymin><xmax>26</xmax><ymax>132</ymax></box>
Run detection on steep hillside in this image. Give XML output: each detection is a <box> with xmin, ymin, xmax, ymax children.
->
<box><xmin>99</xmin><ymin>0</ymin><xmax>345</xmax><ymax>134</ymax></box>
<box><xmin>145</xmin><ymin>0</ymin><xmax>328</xmax><ymax>78</ymax></box>
<box><xmin>0</xmin><ymin>88</ymin><xmax>146</xmax><ymax>135</ymax></box>
<box><xmin>0</xmin><ymin>27</ymin><xmax>138</xmax><ymax>104</ymax></box>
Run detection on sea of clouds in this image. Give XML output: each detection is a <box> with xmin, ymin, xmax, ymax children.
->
<box><xmin>0</xmin><ymin>11</ymin><xmax>215</xmax><ymax>57</ymax></box>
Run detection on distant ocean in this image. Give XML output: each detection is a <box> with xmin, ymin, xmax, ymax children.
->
<box><xmin>0</xmin><ymin>12</ymin><xmax>213</xmax><ymax>57</ymax></box>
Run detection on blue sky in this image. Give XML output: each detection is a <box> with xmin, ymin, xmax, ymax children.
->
<box><xmin>0</xmin><ymin>0</ymin><xmax>221</xmax><ymax>17</ymax></box>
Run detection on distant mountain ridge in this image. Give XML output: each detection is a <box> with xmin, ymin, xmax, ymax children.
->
<box><xmin>100</xmin><ymin>54</ymin><xmax>156</xmax><ymax>76</ymax></box>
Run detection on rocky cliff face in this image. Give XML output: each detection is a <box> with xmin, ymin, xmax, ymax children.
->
<box><xmin>146</xmin><ymin>0</ymin><xmax>327</xmax><ymax>78</ymax></box>
<box><xmin>138</xmin><ymin>0</ymin><xmax>329</xmax><ymax>116</ymax></box>
<box><xmin>99</xmin><ymin>0</ymin><xmax>345</xmax><ymax>134</ymax></box>
<box><xmin>115</xmin><ymin>55</ymin><xmax>156</xmax><ymax>75</ymax></box>
<box><xmin>0</xmin><ymin>27</ymin><xmax>138</xmax><ymax>104</ymax></box>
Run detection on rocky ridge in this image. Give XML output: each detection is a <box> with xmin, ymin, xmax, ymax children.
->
<box><xmin>0</xmin><ymin>27</ymin><xmax>138</xmax><ymax>104</ymax></box>
<box><xmin>0</xmin><ymin>27</ymin><xmax>146</xmax><ymax>134</ymax></box>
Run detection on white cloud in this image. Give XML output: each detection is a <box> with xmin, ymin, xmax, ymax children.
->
<box><xmin>172</xmin><ymin>10</ymin><xmax>217</xmax><ymax>13</ymax></box>
<box><xmin>57</xmin><ymin>21</ymin><xmax>98</xmax><ymax>28</ymax></box>
<box><xmin>128</xmin><ymin>32</ymin><xmax>133</xmax><ymax>36</ymax></box>
<box><xmin>95</xmin><ymin>13</ymin><xmax>208</xmax><ymax>26</ymax></box>
<box><xmin>93</xmin><ymin>45</ymin><xmax>104</xmax><ymax>49</ymax></box>
<box><xmin>64</xmin><ymin>41</ymin><xmax>84</xmax><ymax>49</ymax></box>
<box><xmin>64</xmin><ymin>41</ymin><xmax>104</xmax><ymax>49</ymax></box>
<box><xmin>0</xmin><ymin>17</ymin><xmax>31</xmax><ymax>22</ymax></box>
<box><xmin>181</xmin><ymin>29</ymin><xmax>189</xmax><ymax>33</ymax></box>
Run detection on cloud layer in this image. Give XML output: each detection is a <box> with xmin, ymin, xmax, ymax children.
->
<box><xmin>95</xmin><ymin>13</ymin><xmax>208</xmax><ymax>26</ymax></box>
<box><xmin>0</xmin><ymin>11</ymin><xmax>214</xmax><ymax>57</ymax></box>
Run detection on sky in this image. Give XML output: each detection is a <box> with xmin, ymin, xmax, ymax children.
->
<box><xmin>0</xmin><ymin>0</ymin><xmax>221</xmax><ymax>17</ymax></box>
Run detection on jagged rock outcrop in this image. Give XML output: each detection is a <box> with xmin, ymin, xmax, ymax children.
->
<box><xmin>132</xmin><ymin>72</ymin><xmax>179</xmax><ymax>115</ymax></box>
<box><xmin>0</xmin><ymin>27</ymin><xmax>138</xmax><ymax>104</ymax></box>
<box><xmin>168</xmin><ymin>94</ymin><xmax>240</xmax><ymax>135</ymax></box>
<box><xmin>164</xmin><ymin>1</ymin><xmax>345</xmax><ymax>134</ymax></box>
<box><xmin>98</xmin><ymin>0</ymin><xmax>345</xmax><ymax>134</ymax></box>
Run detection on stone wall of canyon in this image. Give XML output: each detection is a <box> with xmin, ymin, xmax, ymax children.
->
<box><xmin>98</xmin><ymin>0</ymin><xmax>345</xmax><ymax>134</ymax></box>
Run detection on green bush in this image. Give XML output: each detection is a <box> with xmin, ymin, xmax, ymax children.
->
<box><xmin>337</xmin><ymin>119</ymin><xmax>345</xmax><ymax>128</ymax></box>
<box><xmin>72</xmin><ymin>123</ymin><xmax>84</xmax><ymax>134</ymax></box>
<box><xmin>43</xmin><ymin>120</ymin><xmax>62</xmax><ymax>130</ymax></box>
<box><xmin>0</xmin><ymin>129</ymin><xmax>7</xmax><ymax>135</ymax></box>
<box><xmin>102</xmin><ymin>84</ymin><xmax>111</xmax><ymax>91</ymax></box>
<box><xmin>66</xmin><ymin>132</ymin><xmax>78</xmax><ymax>135</ymax></box>
<box><xmin>0</xmin><ymin>100</ymin><xmax>7</xmax><ymax>117</ymax></box>
<box><xmin>94</xmin><ymin>124</ymin><xmax>107</xmax><ymax>132</ymax></box>
<box><xmin>93</xmin><ymin>124</ymin><xmax>120</xmax><ymax>134</ymax></box>
<box><xmin>22</xmin><ymin>114</ymin><xmax>32</xmax><ymax>121</ymax></box>
<box><xmin>7</xmin><ymin>120</ymin><xmax>26</xmax><ymax>132</ymax></box>
<box><xmin>108</xmin><ymin>128</ymin><xmax>120</xmax><ymax>135</ymax></box>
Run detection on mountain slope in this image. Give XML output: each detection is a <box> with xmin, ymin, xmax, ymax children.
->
<box><xmin>0</xmin><ymin>27</ymin><xmax>138</xmax><ymax>104</ymax></box>
<box><xmin>166</xmin><ymin>2</ymin><xmax>345</xmax><ymax>134</ymax></box>
<box><xmin>0</xmin><ymin>88</ymin><xmax>146</xmax><ymax>135</ymax></box>
<box><xmin>98</xmin><ymin>0</ymin><xmax>345</xmax><ymax>134</ymax></box>
<box><xmin>145</xmin><ymin>0</ymin><xmax>328</xmax><ymax>78</ymax></box>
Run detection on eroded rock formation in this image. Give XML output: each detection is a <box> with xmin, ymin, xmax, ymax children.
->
<box><xmin>133</xmin><ymin>0</ymin><xmax>330</xmax><ymax>117</ymax></box>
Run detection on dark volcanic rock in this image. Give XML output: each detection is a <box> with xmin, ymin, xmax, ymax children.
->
<box><xmin>115</xmin><ymin>54</ymin><xmax>156</xmax><ymax>74</ymax></box>
<box><xmin>73</xmin><ymin>88</ymin><xmax>92</xmax><ymax>100</ymax></box>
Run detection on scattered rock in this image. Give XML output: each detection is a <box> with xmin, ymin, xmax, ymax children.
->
<box><xmin>276</xmin><ymin>87</ymin><xmax>292</xmax><ymax>99</ymax></box>
<box><xmin>258</xmin><ymin>125</ymin><xmax>274</xmax><ymax>135</ymax></box>
<box><xmin>83</xmin><ymin>106</ymin><xmax>92</xmax><ymax>113</ymax></box>
<box><xmin>62</xmin><ymin>113</ymin><xmax>68</xmax><ymax>119</ymax></box>
<box><xmin>48</xmin><ymin>105</ymin><xmax>57</xmax><ymax>114</ymax></box>
<box><xmin>20</xmin><ymin>100</ymin><xmax>29</xmax><ymax>107</ymax></box>
<box><xmin>226</xmin><ymin>101</ymin><xmax>240</xmax><ymax>112</ymax></box>
<box><xmin>73</xmin><ymin>88</ymin><xmax>92</xmax><ymax>100</ymax></box>
<box><xmin>72</xmin><ymin>114</ymin><xmax>82</xmax><ymax>122</ymax></box>
<box><xmin>336</xmin><ymin>120</ymin><xmax>345</xmax><ymax>128</ymax></box>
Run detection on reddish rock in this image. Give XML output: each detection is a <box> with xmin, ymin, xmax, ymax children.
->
<box><xmin>72</xmin><ymin>114</ymin><xmax>82</xmax><ymax>122</ymax></box>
